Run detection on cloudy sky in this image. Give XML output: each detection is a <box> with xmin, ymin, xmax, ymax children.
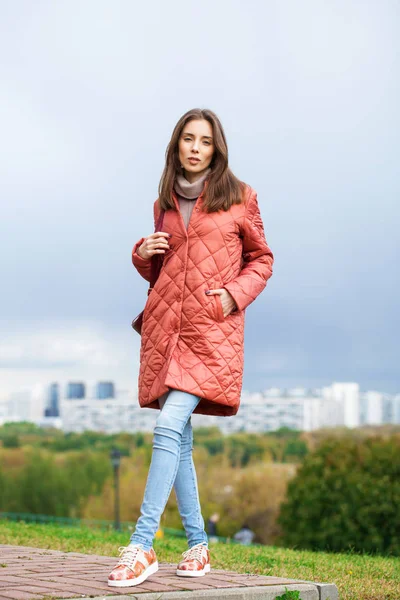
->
<box><xmin>0</xmin><ymin>0</ymin><xmax>399</xmax><ymax>402</ymax></box>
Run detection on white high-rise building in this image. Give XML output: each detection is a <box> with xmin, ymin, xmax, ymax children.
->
<box><xmin>394</xmin><ymin>395</ymin><xmax>400</xmax><ymax>424</ymax></box>
<box><xmin>361</xmin><ymin>391</ymin><xmax>384</xmax><ymax>425</ymax></box>
<box><xmin>319</xmin><ymin>386</ymin><xmax>343</xmax><ymax>427</ymax></box>
<box><xmin>323</xmin><ymin>382</ymin><xmax>360</xmax><ymax>428</ymax></box>
<box><xmin>0</xmin><ymin>401</ymin><xmax>11</xmax><ymax>425</ymax></box>
<box><xmin>7</xmin><ymin>391</ymin><xmax>31</xmax><ymax>421</ymax></box>
<box><xmin>3</xmin><ymin>385</ymin><xmax>45</xmax><ymax>423</ymax></box>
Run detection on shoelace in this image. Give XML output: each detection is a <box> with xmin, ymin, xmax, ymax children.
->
<box><xmin>116</xmin><ymin>545</ymin><xmax>142</xmax><ymax>569</ymax></box>
<box><xmin>181</xmin><ymin>543</ymin><xmax>207</xmax><ymax>564</ymax></box>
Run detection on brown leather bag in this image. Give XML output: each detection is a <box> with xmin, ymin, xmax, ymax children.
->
<box><xmin>131</xmin><ymin>209</ymin><xmax>166</xmax><ymax>335</ymax></box>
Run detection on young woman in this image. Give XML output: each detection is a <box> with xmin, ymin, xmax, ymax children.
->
<box><xmin>108</xmin><ymin>108</ymin><xmax>274</xmax><ymax>588</ymax></box>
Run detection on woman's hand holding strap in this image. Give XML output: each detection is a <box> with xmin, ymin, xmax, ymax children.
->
<box><xmin>137</xmin><ymin>232</ymin><xmax>171</xmax><ymax>260</ymax></box>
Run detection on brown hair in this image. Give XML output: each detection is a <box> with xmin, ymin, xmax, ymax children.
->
<box><xmin>158</xmin><ymin>108</ymin><xmax>246</xmax><ymax>213</ymax></box>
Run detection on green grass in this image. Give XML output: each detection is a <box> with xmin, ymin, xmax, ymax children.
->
<box><xmin>275</xmin><ymin>590</ymin><xmax>301</xmax><ymax>600</ymax></box>
<box><xmin>0</xmin><ymin>521</ymin><xmax>399</xmax><ymax>600</ymax></box>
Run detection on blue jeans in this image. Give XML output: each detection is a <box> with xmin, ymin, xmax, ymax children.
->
<box><xmin>129</xmin><ymin>389</ymin><xmax>208</xmax><ymax>551</ymax></box>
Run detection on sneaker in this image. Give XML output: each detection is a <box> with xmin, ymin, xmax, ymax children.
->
<box><xmin>176</xmin><ymin>542</ymin><xmax>211</xmax><ymax>577</ymax></box>
<box><xmin>108</xmin><ymin>544</ymin><xmax>158</xmax><ymax>587</ymax></box>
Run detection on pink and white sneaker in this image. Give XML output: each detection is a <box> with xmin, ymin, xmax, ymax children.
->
<box><xmin>108</xmin><ymin>544</ymin><xmax>158</xmax><ymax>587</ymax></box>
<box><xmin>176</xmin><ymin>542</ymin><xmax>211</xmax><ymax>577</ymax></box>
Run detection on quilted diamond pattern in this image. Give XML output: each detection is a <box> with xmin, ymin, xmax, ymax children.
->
<box><xmin>131</xmin><ymin>183</ymin><xmax>274</xmax><ymax>417</ymax></box>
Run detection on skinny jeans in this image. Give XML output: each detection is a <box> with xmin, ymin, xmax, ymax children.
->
<box><xmin>129</xmin><ymin>388</ymin><xmax>208</xmax><ymax>551</ymax></box>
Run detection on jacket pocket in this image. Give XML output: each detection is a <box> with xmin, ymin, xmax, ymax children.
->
<box><xmin>214</xmin><ymin>293</ymin><xmax>225</xmax><ymax>322</ymax></box>
<box><xmin>205</xmin><ymin>284</ymin><xmax>225</xmax><ymax>322</ymax></box>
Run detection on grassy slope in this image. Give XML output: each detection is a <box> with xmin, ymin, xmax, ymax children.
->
<box><xmin>0</xmin><ymin>522</ymin><xmax>398</xmax><ymax>600</ymax></box>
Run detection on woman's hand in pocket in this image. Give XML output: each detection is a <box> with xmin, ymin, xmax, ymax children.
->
<box><xmin>205</xmin><ymin>288</ymin><xmax>238</xmax><ymax>317</ymax></box>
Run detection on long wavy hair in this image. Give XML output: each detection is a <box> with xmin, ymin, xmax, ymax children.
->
<box><xmin>158</xmin><ymin>108</ymin><xmax>246</xmax><ymax>213</ymax></box>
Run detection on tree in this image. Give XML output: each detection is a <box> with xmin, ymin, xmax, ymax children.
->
<box><xmin>2</xmin><ymin>434</ymin><xmax>20</xmax><ymax>448</ymax></box>
<box><xmin>278</xmin><ymin>436</ymin><xmax>400</xmax><ymax>555</ymax></box>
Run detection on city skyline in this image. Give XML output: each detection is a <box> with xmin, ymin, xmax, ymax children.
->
<box><xmin>1</xmin><ymin>378</ymin><xmax>398</xmax><ymax>435</ymax></box>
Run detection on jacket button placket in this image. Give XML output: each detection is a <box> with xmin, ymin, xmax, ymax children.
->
<box><xmin>165</xmin><ymin>190</ymin><xmax>201</xmax><ymax>374</ymax></box>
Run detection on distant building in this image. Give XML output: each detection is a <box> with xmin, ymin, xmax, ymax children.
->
<box><xmin>5</xmin><ymin>385</ymin><xmax>45</xmax><ymax>423</ymax></box>
<box><xmin>382</xmin><ymin>393</ymin><xmax>396</xmax><ymax>423</ymax></box>
<box><xmin>394</xmin><ymin>395</ymin><xmax>400</xmax><ymax>424</ymax></box>
<box><xmin>36</xmin><ymin>416</ymin><xmax>63</xmax><ymax>429</ymax></box>
<box><xmin>320</xmin><ymin>382</ymin><xmax>360</xmax><ymax>428</ymax></box>
<box><xmin>360</xmin><ymin>391</ymin><xmax>383</xmax><ymax>425</ymax></box>
<box><xmin>7</xmin><ymin>391</ymin><xmax>31</xmax><ymax>421</ymax></box>
<box><xmin>66</xmin><ymin>382</ymin><xmax>85</xmax><ymax>400</ymax></box>
<box><xmin>60</xmin><ymin>391</ymin><xmax>157</xmax><ymax>433</ymax></box>
<box><xmin>95</xmin><ymin>381</ymin><xmax>115</xmax><ymax>399</ymax></box>
<box><xmin>45</xmin><ymin>383</ymin><xmax>60</xmax><ymax>417</ymax></box>
<box><xmin>0</xmin><ymin>401</ymin><xmax>11</xmax><ymax>425</ymax></box>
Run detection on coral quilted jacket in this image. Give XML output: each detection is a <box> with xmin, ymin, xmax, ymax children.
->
<box><xmin>132</xmin><ymin>182</ymin><xmax>274</xmax><ymax>416</ymax></box>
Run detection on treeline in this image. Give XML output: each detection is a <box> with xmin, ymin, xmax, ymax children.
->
<box><xmin>0</xmin><ymin>422</ymin><xmax>310</xmax><ymax>466</ymax></box>
<box><xmin>0</xmin><ymin>449</ymin><xmax>110</xmax><ymax>517</ymax></box>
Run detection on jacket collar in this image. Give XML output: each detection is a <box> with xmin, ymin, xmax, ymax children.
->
<box><xmin>171</xmin><ymin>179</ymin><xmax>209</xmax><ymax>236</ymax></box>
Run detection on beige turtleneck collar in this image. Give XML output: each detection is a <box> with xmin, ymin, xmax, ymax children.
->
<box><xmin>174</xmin><ymin>167</ymin><xmax>211</xmax><ymax>200</ymax></box>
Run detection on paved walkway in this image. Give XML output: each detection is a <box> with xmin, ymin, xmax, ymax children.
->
<box><xmin>0</xmin><ymin>545</ymin><xmax>338</xmax><ymax>600</ymax></box>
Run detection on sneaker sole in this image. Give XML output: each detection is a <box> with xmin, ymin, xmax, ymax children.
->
<box><xmin>108</xmin><ymin>561</ymin><xmax>159</xmax><ymax>587</ymax></box>
<box><xmin>176</xmin><ymin>563</ymin><xmax>211</xmax><ymax>577</ymax></box>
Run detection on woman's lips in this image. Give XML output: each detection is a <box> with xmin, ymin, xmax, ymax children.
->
<box><xmin>188</xmin><ymin>158</ymin><xmax>200</xmax><ymax>163</ymax></box>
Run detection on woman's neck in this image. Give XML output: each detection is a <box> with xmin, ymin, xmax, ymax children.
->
<box><xmin>174</xmin><ymin>167</ymin><xmax>211</xmax><ymax>200</ymax></box>
<box><xmin>183</xmin><ymin>168</ymin><xmax>209</xmax><ymax>184</ymax></box>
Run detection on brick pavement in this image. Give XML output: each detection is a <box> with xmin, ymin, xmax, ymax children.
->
<box><xmin>0</xmin><ymin>545</ymin><xmax>338</xmax><ymax>600</ymax></box>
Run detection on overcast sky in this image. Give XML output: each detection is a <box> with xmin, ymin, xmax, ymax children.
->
<box><xmin>0</xmin><ymin>0</ymin><xmax>399</xmax><ymax>401</ymax></box>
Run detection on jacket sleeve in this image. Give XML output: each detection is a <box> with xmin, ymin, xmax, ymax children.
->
<box><xmin>131</xmin><ymin>200</ymin><xmax>160</xmax><ymax>282</ymax></box>
<box><xmin>223</xmin><ymin>189</ymin><xmax>274</xmax><ymax>312</ymax></box>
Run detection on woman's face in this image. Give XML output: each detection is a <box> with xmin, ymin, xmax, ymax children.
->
<box><xmin>178</xmin><ymin>119</ymin><xmax>215</xmax><ymax>182</ymax></box>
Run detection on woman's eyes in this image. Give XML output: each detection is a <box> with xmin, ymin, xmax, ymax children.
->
<box><xmin>184</xmin><ymin>138</ymin><xmax>211</xmax><ymax>145</ymax></box>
